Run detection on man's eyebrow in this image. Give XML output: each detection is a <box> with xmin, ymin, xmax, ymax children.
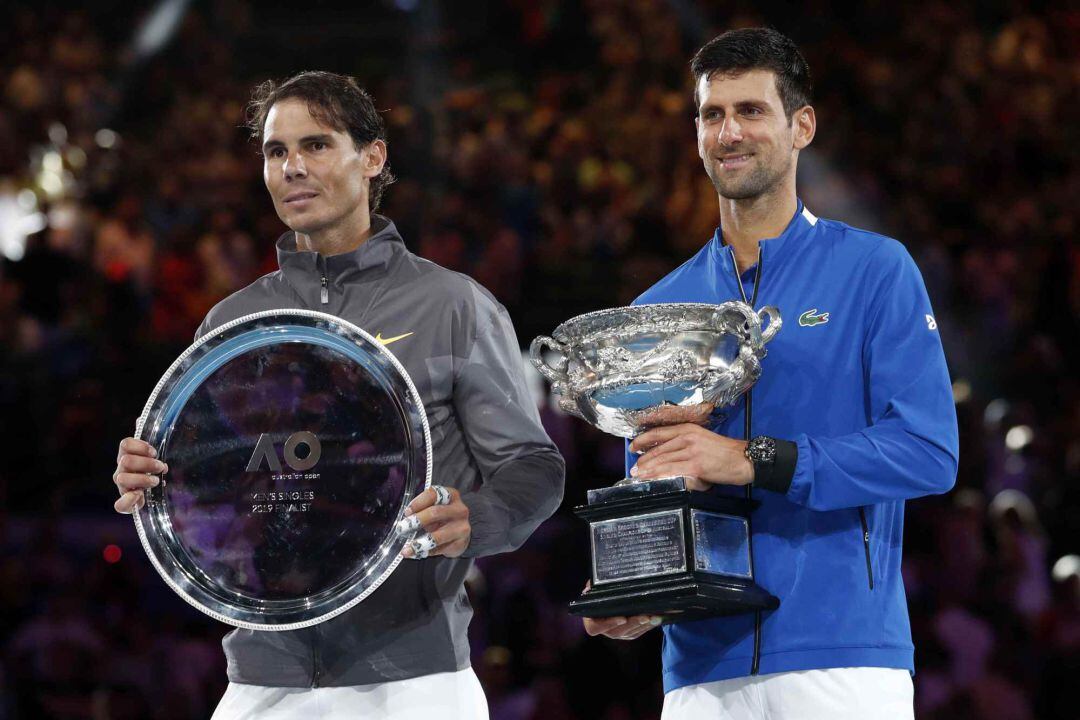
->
<box><xmin>695</xmin><ymin>99</ymin><xmax>773</xmax><ymax>117</ymax></box>
<box><xmin>261</xmin><ymin>134</ymin><xmax>335</xmax><ymax>153</ymax></box>
<box><xmin>699</xmin><ymin>99</ymin><xmax>771</xmax><ymax>112</ymax></box>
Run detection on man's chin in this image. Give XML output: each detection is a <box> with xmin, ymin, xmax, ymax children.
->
<box><xmin>714</xmin><ymin>183</ymin><xmax>765</xmax><ymax>201</ymax></box>
<box><xmin>708</xmin><ymin>171</ymin><xmax>775</xmax><ymax>201</ymax></box>
<box><xmin>281</xmin><ymin>214</ymin><xmax>326</xmax><ymax>236</ymax></box>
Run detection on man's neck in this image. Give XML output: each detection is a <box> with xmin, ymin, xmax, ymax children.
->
<box><xmin>295</xmin><ymin>212</ymin><xmax>374</xmax><ymax>256</ymax></box>
<box><xmin>718</xmin><ymin>184</ymin><xmax>797</xmax><ymax>274</ymax></box>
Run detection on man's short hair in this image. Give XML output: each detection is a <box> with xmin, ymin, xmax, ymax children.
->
<box><xmin>691</xmin><ymin>28</ymin><xmax>812</xmax><ymax>122</ymax></box>
<box><xmin>246</xmin><ymin>71</ymin><xmax>395</xmax><ymax>212</ymax></box>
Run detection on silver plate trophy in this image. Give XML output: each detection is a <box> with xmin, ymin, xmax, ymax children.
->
<box><xmin>531</xmin><ymin>302</ymin><xmax>781</xmax><ymax>621</ymax></box>
<box><xmin>132</xmin><ymin>310</ymin><xmax>430</xmax><ymax>631</ymax></box>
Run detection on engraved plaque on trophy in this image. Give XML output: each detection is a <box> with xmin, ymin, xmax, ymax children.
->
<box><xmin>592</xmin><ymin>510</ymin><xmax>688</xmax><ymax>584</ymax></box>
<box><xmin>132</xmin><ymin>310</ymin><xmax>430</xmax><ymax>630</ymax></box>
<box><xmin>531</xmin><ymin>303</ymin><xmax>781</xmax><ymax>622</ymax></box>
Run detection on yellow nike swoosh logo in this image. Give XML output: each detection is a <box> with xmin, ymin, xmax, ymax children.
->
<box><xmin>375</xmin><ymin>332</ymin><xmax>414</xmax><ymax>346</ymax></box>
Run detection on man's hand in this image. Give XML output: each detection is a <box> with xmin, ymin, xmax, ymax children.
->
<box><xmin>628</xmin><ymin>424</ymin><xmax>753</xmax><ymax>490</ymax></box>
<box><xmin>398</xmin><ymin>485</ymin><xmax>471</xmax><ymax>559</ymax></box>
<box><xmin>584</xmin><ymin>614</ymin><xmax>663</xmax><ymax>639</ymax></box>
<box><xmin>113</xmin><ymin>438</ymin><xmax>167</xmax><ymax>514</ymax></box>
<box><xmin>581</xmin><ymin>583</ymin><xmax>663</xmax><ymax>639</ymax></box>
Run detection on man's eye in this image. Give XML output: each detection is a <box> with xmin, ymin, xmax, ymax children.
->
<box><xmin>269</xmin><ymin>148</ymin><xmax>285</xmax><ymax>158</ymax></box>
<box><xmin>743</xmin><ymin>107</ymin><xmax>762</xmax><ymax>116</ymax></box>
<box><xmin>311</xmin><ymin>142</ymin><xmax>326</xmax><ymax>151</ymax></box>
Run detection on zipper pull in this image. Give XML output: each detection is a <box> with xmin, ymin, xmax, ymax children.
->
<box><xmin>320</xmin><ymin>276</ymin><xmax>328</xmax><ymax>305</ymax></box>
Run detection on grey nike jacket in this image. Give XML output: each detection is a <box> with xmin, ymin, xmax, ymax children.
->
<box><xmin>193</xmin><ymin>215</ymin><xmax>565</xmax><ymax>687</ymax></box>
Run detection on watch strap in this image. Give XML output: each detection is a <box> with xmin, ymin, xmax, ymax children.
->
<box><xmin>752</xmin><ymin>438</ymin><xmax>798</xmax><ymax>494</ymax></box>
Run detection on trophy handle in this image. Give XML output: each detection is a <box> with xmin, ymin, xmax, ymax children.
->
<box><xmin>757</xmin><ymin>306</ymin><xmax>782</xmax><ymax>343</ymax></box>
<box><xmin>530</xmin><ymin>335</ymin><xmax>570</xmax><ymax>385</ymax></box>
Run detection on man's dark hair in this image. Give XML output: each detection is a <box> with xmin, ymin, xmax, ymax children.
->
<box><xmin>691</xmin><ymin>28</ymin><xmax>812</xmax><ymax>122</ymax></box>
<box><xmin>246</xmin><ymin>71</ymin><xmax>395</xmax><ymax>212</ymax></box>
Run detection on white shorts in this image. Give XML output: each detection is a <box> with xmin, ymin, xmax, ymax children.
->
<box><xmin>662</xmin><ymin>667</ymin><xmax>913</xmax><ymax>720</ymax></box>
<box><xmin>210</xmin><ymin>668</ymin><xmax>489</xmax><ymax>720</ymax></box>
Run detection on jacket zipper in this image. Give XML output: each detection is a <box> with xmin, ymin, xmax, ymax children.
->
<box><xmin>730</xmin><ymin>245</ymin><xmax>764</xmax><ymax>675</ymax></box>
<box><xmin>318</xmin><ymin>254</ymin><xmax>329</xmax><ymax>305</ymax></box>
<box><xmin>858</xmin><ymin>507</ymin><xmax>875</xmax><ymax>590</ymax></box>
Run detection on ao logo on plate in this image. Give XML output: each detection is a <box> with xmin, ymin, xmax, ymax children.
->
<box><xmin>246</xmin><ymin>431</ymin><xmax>322</xmax><ymax>472</ymax></box>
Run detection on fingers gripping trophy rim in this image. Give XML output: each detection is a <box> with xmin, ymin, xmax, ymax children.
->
<box><xmin>395</xmin><ymin>486</ymin><xmax>451</xmax><ymax>558</ymax></box>
<box><xmin>392</xmin><ymin>485</ymin><xmax>451</xmax><ymax>535</ymax></box>
<box><xmin>395</xmin><ymin>514</ymin><xmax>421</xmax><ymax>535</ymax></box>
<box><xmin>413</xmin><ymin>486</ymin><xmax>450</xmax><ymax>557</ymax></box>
<box><xmin>410</xmin><ymin>532</ymin><xmax>437</xmax><ymax>559</ymax></box>
<box><xmin>432</xmin><ymin>484</ymin><xmax>452</xmax><ymax>506</ymax></box>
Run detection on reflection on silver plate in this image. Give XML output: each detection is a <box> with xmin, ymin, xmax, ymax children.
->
<box><xmin>132</xmin><ymin>310</ymin><xmax>431</xmax><ymax>631</ymax></box>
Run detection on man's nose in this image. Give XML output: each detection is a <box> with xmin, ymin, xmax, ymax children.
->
<box><xmin>718</xmin><ymin>117</ymin><xmax>743</xmax><ymax>145</ymax></box>
<box><xmin>283</xmin><ymin>151</ymin><xmax>307</xmax><ymax>181</ymax></box>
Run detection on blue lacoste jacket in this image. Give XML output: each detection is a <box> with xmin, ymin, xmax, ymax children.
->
<box><xmin>627</xmin><ymin>201</ymin><xmax>959</xmax><ymax>693</ymax></box>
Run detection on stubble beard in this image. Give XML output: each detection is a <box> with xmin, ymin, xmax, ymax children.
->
<box><xmin>277</xmin><ymin>195</ymin><xmax>332</xmax><ymax>236</ymax></box>
<box><xmin>281</xmin><ymin>208</ymin><xmax>332</xmax><ymax>243</ymax></box>
<box><xmin>706</xmin><ymin>151</ymin><xmax>792</xmax><ymax>201</ymax></box>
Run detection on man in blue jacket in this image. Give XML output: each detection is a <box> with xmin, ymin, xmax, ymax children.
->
<box><xmin>583</xmin><ymin>28</ymin><xmax>958</xmax><ymax>719</ymax></box>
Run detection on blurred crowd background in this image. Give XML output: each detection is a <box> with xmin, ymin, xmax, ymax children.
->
<box><xmin>1</xmin><ymin>0</ymin><xmax>1077</xmax><ymax>718</ymax></box>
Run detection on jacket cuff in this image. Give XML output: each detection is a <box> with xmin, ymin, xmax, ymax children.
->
<box><xmin>458</xmin><ymin>491</ymin><xmax>503</xmax><ymax>559</ymax></box>
<box><xmin>752</xmin><ymin>438</ymin><xmax>798</xmax><ymax>494</ymax></box>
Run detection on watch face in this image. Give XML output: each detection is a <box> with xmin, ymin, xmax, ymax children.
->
<box><xmin>132</xmin><ymin>310</ymin><xmax>430</xmax><ymax>630</ymax></box>
<box><xmin>749</xmin><ymin>437</ymin><xmax>776</xmax><ymax>463</ymax></box>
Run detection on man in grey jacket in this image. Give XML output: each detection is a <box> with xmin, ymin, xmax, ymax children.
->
<box><xmin>112</xmin><ymin>71</ymin><xmax>565</xmax><ymax>719</ymax></box>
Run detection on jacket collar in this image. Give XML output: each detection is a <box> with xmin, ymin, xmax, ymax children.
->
<box><xmin>711</xmin><ymin>199</ymin><xmax>818</xmax><ymax>274</ymax></box>
<box><xmin>275</xmin><ymin>214</ymin><xmax>403</xmax><ymax>285</ymax></box>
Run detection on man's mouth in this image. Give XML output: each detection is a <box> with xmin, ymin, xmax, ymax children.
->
<box><xmin>718</xmin><ymin>153</ymin><xmax>754</xmax><ymax>169</ymax></box>
<box><xmin>284</xmin><ymin>191</ymin><xmax>319</xmax><ymax>204</ymax></box>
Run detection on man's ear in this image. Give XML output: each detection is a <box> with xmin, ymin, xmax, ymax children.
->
<box><xmin>793</xmin><ymin>106</ymin><xmax>816</xmax><ymax>150</ymax></box>
<box><xmin>363</xmin><ymin>139</ymin><xmax>388</xmax><ymax>178</ymax></box>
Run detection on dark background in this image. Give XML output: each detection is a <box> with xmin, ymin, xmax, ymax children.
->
<box><xmin>1</xmin><ymin>1</ymin><xmax>1077</xmax><ymax>718</ymax></box>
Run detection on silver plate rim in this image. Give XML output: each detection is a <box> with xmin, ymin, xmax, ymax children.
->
<box><xmin>131</xmin><ymin>308</ymin><xmax>432</xmax><ymax>631</ymax></box>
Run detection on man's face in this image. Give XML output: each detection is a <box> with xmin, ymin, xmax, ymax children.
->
<box><xmin>695</xmin><ymin>69</ymin><xmax>802</xmax><ymax>200</ymax></box>
<box><xmin>262</xmin><ymin>98</ymin><xmax>383</xmax><ymax>235</ymax></box>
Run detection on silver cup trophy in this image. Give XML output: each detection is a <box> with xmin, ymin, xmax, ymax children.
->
<box><xmin>531</xmin><ymin>302</ymin><xmax>781</xmax><ymax>621</ymax></box>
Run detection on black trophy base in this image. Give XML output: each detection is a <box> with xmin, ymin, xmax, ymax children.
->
<box><xmin>570</xmin><ymin>477</ymin><xmax>779</xmax><ymax>623</ymax></box>
<box><xmin>570</xmin><ymin>570</ymin><xmax>778</xmax><ymax>623</ymax></box>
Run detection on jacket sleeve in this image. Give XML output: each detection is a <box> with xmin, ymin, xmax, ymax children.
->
<box><xmin>786</xmin><ymin>240</ymin><xmax>959</xmax><ymax>511</ymax></box>
<box><xmin>194</xmin><ymin>315</ymin><xmax>212</xmax><ymax>341</ymax></box>
<box><xmin>454</xmin><ymin>305</ymin><xmax>566</xmax><ymax>558</ymax></box>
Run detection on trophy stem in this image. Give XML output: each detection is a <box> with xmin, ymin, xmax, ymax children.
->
<box><xmin>613</xmin><ymin>475</ymin><xmax>681</xmax><ymax>488</ymax></box>
<box><xmin>613</xmin><ymin>475</ymin><xmax>692</xmax><ymax>488</ymax></box>
<box><xmin>589</xmin><ymin>476</ymin><xmax>687</xmax><ymax>504</ymax></box>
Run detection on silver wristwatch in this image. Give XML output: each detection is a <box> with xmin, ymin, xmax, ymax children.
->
<box><xmin>745</xmin><ymin>435</ymin><xmax>777</xmax><ymax>469</ymax></box>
